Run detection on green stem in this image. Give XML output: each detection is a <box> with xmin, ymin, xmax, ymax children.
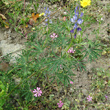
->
<box><xmin>7</xmin><ymin>67</ymin><xmax>17</xmax><ymax>75</ymax></box>
<box><xmin>62</xmin><ymin>34</ymin><xmax>75</xmax><ymax>57</ymax></box>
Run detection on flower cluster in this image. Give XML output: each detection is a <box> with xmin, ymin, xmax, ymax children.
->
<box><xmin>50</xmin><ymin>33</ymin><xmax>58</xmax><ymax>40</ymax></box>
<box><xmin>44</xmin><ymin>7</ymin><xmax>52</xmax><ymax>25</ymax></box>
<box><xmin>67</xmin><ymin>47</ymin><xmax>75</xmax><ymax>53</ymax></box>
<box><xmin>57</xmin><ymin>101</ymin><xmax>63</xmax><ymax>108</ymax></box>
<box><xmin>33</xmin><ymin>87</ymin><xmax>42</xmax><ymax>97</ymax></box>
<box><xmin>70</xmin><ymin>6</ymin><xmax>83</xmax><ymax>38</ymax></box>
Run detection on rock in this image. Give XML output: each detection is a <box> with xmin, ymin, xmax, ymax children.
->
<box><xmin>0</xmin><ymin>40</ymin><xmax>25</xmax><ymax>65</ymax></box>
<box><xmin>82</xmin><ymin>89</ymin><xmax>88</xmax><ymax>96</ymax></box>
<box><xmin>69</xmin><ymin>88</ymin><xmax>74</xmax><ymax>93</ymax></box>
<box><xmin>52</xmin><ymin>4</ymin><xmax>57</xmax><ymax>8</ymax></box>
<box><xmin>102</xmin><ymin>50</ymin><xmax>107</xmax><ymax>55</ymax></box>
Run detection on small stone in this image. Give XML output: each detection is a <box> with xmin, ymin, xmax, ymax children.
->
<box><xmin>82</xmin><ymin>89</ymin><xmax>88</xmax><ymax>96</ymax></box>
<box><xmin>14</xmin><ymin>78</ymin><xmax>21</xmax><ymax>85</ymax></box>
<box><xmin>101</xmin><ymin>17</ymin><xmax>104</xmax><ymax>21</ymax></box>
<box><xmin>69</xmin><ymin>88</ymin><xmax>74</xmax><ymax>93</ymax></box>
<box><xmin>53</xmin><ymin>4</ymin><xmax>57</xmax><ymax>8</ymax></box>
<box><xmin>102</xmin><ymin>50</ymin><xmax>107</xmax><ymax>55</ymax></box>
<box><xmin>63</xmin><ymin>11</ymin><xmax>67</xmax><ymax>15</ymax></box>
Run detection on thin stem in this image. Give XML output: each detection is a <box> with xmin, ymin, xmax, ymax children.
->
<box><xmin>24</xmin><ymin>0</ymin><xmax>25</xmax><ymax>11</ymax></box>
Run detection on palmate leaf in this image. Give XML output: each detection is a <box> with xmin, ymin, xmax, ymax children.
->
<box><xmin>20</xmin><ymin>83</ymin><xmax>33</xmax><ymax>103</ymax></box>
<box><xmin>43</xmin><ymin>48</ymin><xmax>63</xmax><ymax>71</ymax></box>
<box><xmin>46</xmin><ymin>57</ymin><xmax>63</xmax><ymax>74</ymax></box>
<box><xmin>64</xmin><ymin>74</ymin><xmax>70</xmax><ymax>87</ymax></box>
<box><xmin>88</xmin><ymin>48</ymin><xmax>101</xmax><ymax>62</ymax></box>
<box><xmin>55</xmin><ymin>71</ymin><xmax>65</xmax><ymax>86</ymax></box>
<box><xmin>82</xmin><ymin>49</ymin><xmax>88</xmax><ymax>59</ymax></box>
<box><xmin>55</xmin><ymin>71</ymin><xmax>73</xmax><ymax>87</ymax></box>
<box><xmin>82</xmin><ymin>40</ymin><xmax>102</xmax><ymax>63</ymax></box>
<box><xmin>49</xmin><ymin>76</ymin><xmax>55</xmax><ymax>84</ymax></box>
<box><xmin>55</xmin><ymin>64</ymin><xmax>73</xmax><ymax>86</ymax></box>
<box><xmin>33</xmin><ymin>41</ymin><xmax>43</xmax><ymax>53</ymax></box>
<box><xmin>66</xmin><ymin>55</ymin><xmax>85</xmax><ymax>71</ymax></box>
<box><xmin>72</xmin><ymin>58</ymin><xmax>86</xmax><ymax>71</ymax></box>
<box><xmin>45</xmin><ymin>55</ymin><xmax>76</xmax><ymax>86</ymax></box>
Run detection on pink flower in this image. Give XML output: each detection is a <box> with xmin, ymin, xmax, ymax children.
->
<box><xmin>57</xmin><ymin>101</ymin><xmax>63</xmax><ymax>108</ymax></box>
<box><xmin>87</xmin><ymin>95</ymin><xmax>92</xmax><ymax>102</ymax></box>
<box><xmin>70</xmin><ymin>81</ymin><xmax>73</xmax><ymax>84</ymax></box>
<box><xmin>105</xmin><ymin>95</ymin><xmax>108</xmax><ymax>101</ymax></box>
<box><xmin>67</xmin><ymin>47</ymin><xmax>75</xmax><ymax>53</ymax></box>
<box><xmin>60</xmin><ymin>65</ymin><xmax>63</xmax><ymax>69</ymax></box>
<box><xmin>25</xmin><ymin>33</ymin><xmax>28</xmax><ymax>39</ymax></box>
<box><xmin>33</xmin><ymin>87</ymin><xmax>42</xmax><ymax>97</ymax></box>
<box><xmin>105</xmin><ymin>95</ymin><xmax>108</xmax><ymax>99</ymax></box>
<box><xmin>50</xmin><ymin>33</ymin><xmax>58</xmax><ymax>40</ymax></box>
<box><xmin>25</xmin><ymin>35</ymin><xmax>27</xmax><ymax>39</ymax></box>
<box><xmin>63</xmin><ymin>16</ymin><xmax>66</xmax><ymax>21</ymax></box>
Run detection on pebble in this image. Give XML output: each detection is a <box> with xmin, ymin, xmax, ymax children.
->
<box><xmin>0</xmin><ymin>40</ymin><xmax>25</xmax><ymax>65</ymax></box>
<box><xmin>82</xmin><ymin>89</ymin><xmax>88</xmax><ymax>96</ymax></box>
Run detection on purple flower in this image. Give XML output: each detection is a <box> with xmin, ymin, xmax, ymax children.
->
<box><xmin>70</xmin><ymin>29</ymin><xmax>74</xmax><ymax>33</ymax></box>
<box><xmin>77</xmin><ymin>18</ymin><xmax>83</xmax><ymax>24</ymax></box>
<box><xmin>74</xmin><ymin>34</ymin><xmax>76</xmax><ymax>38</ymax></box>
<box><xmin>44</xmin><ymin>10</ymin><xmax>50</xmax><ymax>16</ymax></box>
<box><xmin>45</xmin><ymin>19</ymin><xmax>48</xmax><ymax>22</ymax></box>
<box><xmin>75</xmin><ymin>6</ymin><xmax>78</xmax><ymax>10</ymax></box>
<box><xmin>44</xmin><ymin>7</ymin><xmax>49</xmax><ymax>14</ymax></box>
<box><xmin>74</xmin><ymin>6</ymin><xmax>80</xmax><ymax>15</ymax></box>
<box><xmin>45</xmin><ymin>23</ymin><xmax>48</xmax><ymax>25</ymax></box>
<box><xmin>47</xmin><ymin>7</ymin><xmax>49</xmax><ymax>10</ymax></box>
<box><xmin>105</xmin><ymin>95</ymin><xmax>108</xmax><ymax>98</ymax></box>
<box><xmin>75</xmin><ymin>6</ymin><xmax>80</xmax><ymax>12</ymax></box>
<box><xmin>57</xmin><ymin>101</ymin><xmax>63</xmax><ymax>108</ymax></box>
<box><xmin>87</xmin><ymin>95</ymin><xmax>92</xmax><ymax>102</ymax></box>
<box><xmin>70</xmin><ymin>27</ymin><xmax>81</xmax><ymax>33</ymax></box>
<box><xmin>71</xmin><ymin>15</ymin><xmax>77</xmax><ymax>23</ymax></box>
<box><xmin>74</xmin><ymin>23</ymin><xmax>77</xmax><ymax>29</ymax></box>
<box><xmin>33</xmin><ymin>87</ymin><xmax>42</xmax><ymax>97</ymax></box>
<box><xmin>74</xmin><ymin>9</ymin><xmax>79</xmax><ymax>16</ymax></box>
<box><xmin>77</xmin><ymin>27</ymin><xmax>81</xmax><ymax>31</ymax></box>
<box><xmin>44</xmin><ymin>7</ymin><xmax>52</xmax><ymax>25</ymax></box>
<box><xmin>80</xmin><ymin>12</ymin><xmax>83</xmax><ymax>17</ymax></box>
<box><xmin>47</xmin><ymin>15</ymin><xmax>50</xmax><ymax>17</ymax></box>
<box><xmin>70</xmin><ymin>5</ymin><xmax>83</xmax><ymax>39</ymax></box>
<box><xmin>75</xmin><ymin>12</ymin><xmax>79</xmax><ymax>15</ymax></box>
<box><xmin>105</xmin><ymin>95</ymin><xmax>108</xmax><ymax>100</ymax></box>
